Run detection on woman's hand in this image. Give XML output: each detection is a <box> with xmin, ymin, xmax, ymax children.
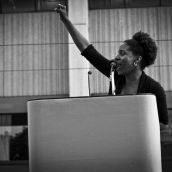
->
<box><xmin>54</xmin><ymin>4</ymin><xmax>67</xmax><ymax>18</ymax></box>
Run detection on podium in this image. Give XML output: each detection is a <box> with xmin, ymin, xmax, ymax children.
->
<box><xmin>28</xmin><ymin>95</ymin><xmax>162</xmax><ymax>172</ymax></box>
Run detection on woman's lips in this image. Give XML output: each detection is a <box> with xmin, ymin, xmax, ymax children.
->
<box><xmin>116</xmin><ymin>64</ymin><xmax>121</xmax><ymax>71</ymax></box>
<box><xmin>116</xmin><ymin>66</ymin><xmax>120</xmax><ymax>71</ymax></box>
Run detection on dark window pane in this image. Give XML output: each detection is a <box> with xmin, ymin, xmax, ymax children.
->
<box><xmin>111</xmin><ymin>0</ymin><xmax>125</xmax><ymax>8</ymax></box>
<box><xmin>0</xmin><ymin>126</ymin><xmax>28</xmax><ymax>160</ymax></box>
<box><xmin>0</xmin><ymin>113</ymin><xmax>27</xmax><ymax>126</ymax></box>
<box><xmin>89</xmin><ymin>0</ymin><xmax>111</xmax><ymax>9</ymax></box>
<box><xmin>39</xmin><ymin>0</ymin><xmax>67</xmax><ymax>11</ymax></box>
<box><xmin>126</xmin><ymin>0</ymin><xmax>160</xmax><ymax>8</ymax></box>
<box><xmin>10</xmin><ymin>127</ymin><xmax>28</xmax><ymax>160</ymax></box>
<box><xmin>1</xmin><ymin>0</ymin><xmax>36</xmax><ymax>13</ymax></box>
<box><xmin>161</xmin><ymin>0</ymin><xmax>172</xmax><ymax>6</ymax></box>
<box><xmin>0</xmin><ymin>113</ymin><xmax>28</xmax><ymax>161</ymax></box>
<box><xmin>89</xmin><ymin>0</ymin><xmax>162</xmax><ymax>9</ymax></box>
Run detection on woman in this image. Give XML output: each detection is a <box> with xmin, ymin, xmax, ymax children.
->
<box><xmin>55</xmin><ymin>4</ymin><xmax>168</xmax><ymax>130</ymax></box>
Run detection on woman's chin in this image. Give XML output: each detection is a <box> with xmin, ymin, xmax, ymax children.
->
<box><xmin>116</xmin><ymin>70</ymin><xmax>123</xmax><ymax>75</ymax></box>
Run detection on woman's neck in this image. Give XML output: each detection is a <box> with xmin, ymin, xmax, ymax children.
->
<box><xmin>125</xmin><ymin>69</ymin><xmax>142</xmax><ymax>85</ymax></box>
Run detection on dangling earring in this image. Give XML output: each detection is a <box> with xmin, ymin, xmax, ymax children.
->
<box><xmin>133</xmin><ymin>61</ymin><xmax>137</xmax><ymax>67</ymax></box>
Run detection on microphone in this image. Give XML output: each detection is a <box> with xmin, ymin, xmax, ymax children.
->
<box><xmin>110</xmin><ymin>61</ymin><xmax>117</xmax><ymax>72</ymax></box>
<box><xmin>110</xmin><ymin>61</ymin><xmax>116</xmax><ymax>95</ymax></box>
<box><xmin>88</xmin><ymin>71</ymin><xmax>92</xmax><ymax>96</ymax></box>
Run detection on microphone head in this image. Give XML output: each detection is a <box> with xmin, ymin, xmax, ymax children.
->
<box><xmin>88</xmin><ymin>71</ymin><xmax>92</xmax><ymax>75</ymax></box>
<box><xmin>110</xmin><ymin>62</ymin><xmax>115</xmax><ymax>66</ymax></box>
<box><xmin>110</xmin><ymin>61</ymin><xmax>117</xmax><ymax>70</ymax></box>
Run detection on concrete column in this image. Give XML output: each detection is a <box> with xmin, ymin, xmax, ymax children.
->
<box><xmin>68</xmin><ymin>0</ymin><xmax>89</xmax><ymax>97</ymax></box>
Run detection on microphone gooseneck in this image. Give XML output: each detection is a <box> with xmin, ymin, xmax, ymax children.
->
<box><xmin>88</xmin><ymin>71</ymin><xmax>92</xmax><ymax>96</ymax></box>
<box><xmin>110</xmin><ymin>62</ymin><xmax>116</xmax><ymax>95</ymax></box>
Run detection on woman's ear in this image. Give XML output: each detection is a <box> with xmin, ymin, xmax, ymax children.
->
<box><xmin>134</xmin><ymin>56</ymin><xmax>142</xmax><ymax>64</ymax></box>
<box><xmin>133</xmin><ymin>56</ymin><xmax>142</xmax><ymax>67</ymax></box>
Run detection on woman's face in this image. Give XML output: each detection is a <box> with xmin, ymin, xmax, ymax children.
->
<box><xmin>114</xmin><ymin>43</ymin><xmax>136</xmax><ymax>75</ymax></box>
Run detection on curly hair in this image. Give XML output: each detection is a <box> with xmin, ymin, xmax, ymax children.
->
<box><xmin>124</xmin><ymin>31</ymin><xmax>157</xmax><ymax>70</ymax></box>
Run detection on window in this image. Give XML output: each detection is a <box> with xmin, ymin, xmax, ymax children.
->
<box><xmin>89</xmin><ymin>0</ymin><xmax>111</xmax><ymax>9</ymax></box>
<box><xmin>0</xmin><ymin>0</ymin><xmax>68</xmax><ymax>13</ymax></box>
<box><xmin>1</xmin><ymin>0</ymin><xmax>36</xmax><ymax>13</ymax></box>
<box><xmin>38</xmin><ymin>0</ymin><xmax>67</xmax><ymax>11</ymax></box>
<box><xmin>126</xmin><ymin>0</ymin><xmax>160</xmax><ymax>8</ymax></box>
<box><xmin>0</xmin><ymin>113</ymin><xmax>28</xmax><ymax>161</ymax></box>
<box><xmin>111</xmin><ymin>0</ymin><xmax>125</xmax><ymax>8</ymax></box>
<box><xmin>161</xmin><ymin>0</ymin><xmax>172</xmax><ymax>6</ymax></box>
<box><xmin>89</xmin><ymin>0</ymin><xmax>172</xmax><ymax>9</ymax></box>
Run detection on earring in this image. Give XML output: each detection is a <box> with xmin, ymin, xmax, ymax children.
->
<box><xmin>133</xmin><ymin>61</ymin><xmax>137</xmax><ymax>67</ymax></box>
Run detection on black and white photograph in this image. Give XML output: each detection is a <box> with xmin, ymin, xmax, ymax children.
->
<box><xmin>0</xmin><ymin>0</ymin><xmax>172</xmax><ymax>172</ymax></box>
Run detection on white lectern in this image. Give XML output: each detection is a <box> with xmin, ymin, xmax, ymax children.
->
<box><xmin>28</xmin><ymin>95</ymin><xmax>162</xmax><ymax>172</ymax></box>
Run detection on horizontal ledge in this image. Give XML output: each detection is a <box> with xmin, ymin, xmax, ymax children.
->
<box><xmin>0</xmin><ymin>160</ymin><xmax>29</xmax><ymax>166</ymax></box>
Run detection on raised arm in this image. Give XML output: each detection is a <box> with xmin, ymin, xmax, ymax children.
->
<box><xmin>55</xmin><ymin>4</ymin><xmax>90</xmax><ymax>52</ymax></box>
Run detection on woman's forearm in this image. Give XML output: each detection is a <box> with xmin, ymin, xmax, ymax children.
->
<box><xmin>60</xmin><ymin>14</ymin><xmax>90</xmax><ymax>52</ymax></box>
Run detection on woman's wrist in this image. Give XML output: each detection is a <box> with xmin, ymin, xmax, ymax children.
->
<box><xmin>59</xmin><ymin>12</ymin><xmax>68</xmax><ymax>21</ymax></box>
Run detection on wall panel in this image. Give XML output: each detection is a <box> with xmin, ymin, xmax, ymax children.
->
<box><xmin>4</xmin><ymin>44</ymin><xmax>68</xmax><ymax>71</ymax></box>
<box><xmin>0</xmin><ymin>12</ymin><xmax>69</xmax><ymax>97</ymax></box>
<box><xmin>89</xmin><ymin>7</ymin><xmax>159</xmax><ymax>43</ymax></box>
<box><xmin>4</xmin><ymin>70</ymin><xmax>68</xmax><ymax>96</ymax></box>
<box><xmin>159</xmin><ymin>66</ymin><xmax>172</xmax><ymax>91</ymax></box>
<box><xmin>4</xmin><ymin>13</ymin><xmax>68</xmax><ymax>45</ymax></box>
<box><xmin>144</xmin><ymin>66</ymin><xmax>160</xmax><ymax>84</ymax></box>
<box><xmin>0</xmin><ymin>47</ymin><xmax>3</xmax><ymax>71</ymax></box>
<box><xmin>158</xmin><ymin>41</ymin><xmax>172</xmax><ymax>66</ymax></box>
<box><xmin>157</xmin><ymin>7</ymin><xmax>172</xmax><ymax>40</ymax></box>
<box><xmin>0</xmin><ymin>15</ymin><xmax>3</xmax><ymax>45</ymax></box>
<box><xmin>0</xmin><ymin>72</ymin><xmax>4</xmax><ymax>96</ymax></box>
<box><xmin>139</xmin><ymin>8</ymin><xmax>158</xmax><ymax>39</ymax></box>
